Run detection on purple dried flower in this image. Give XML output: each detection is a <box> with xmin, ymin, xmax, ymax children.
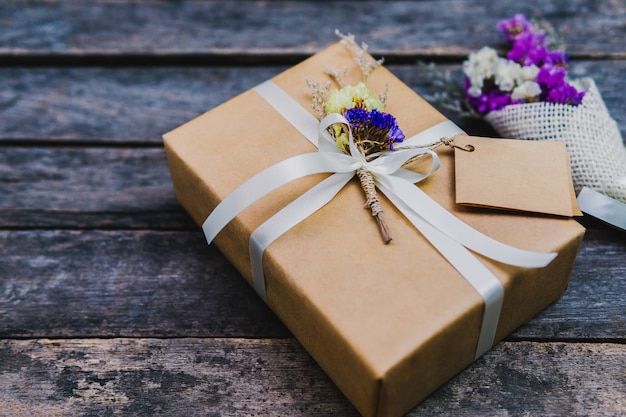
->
<box><xmin>466</xmin><ymin>86</ymin><xmax>516</xmax><ymax>114</ymax></box>
<box><xmin>544</xmin><ymin>49</ymin><xmax>569</xmax><ymax>66</ymax></box>
<box><xmin>507</xmin><ymin>31</ymin><xmax>548</xmax><ymax>66</ymax></box>
<box><xmin>545</xmin><ymin>83</ymin><xmax>585</xmax><ymax>105</ymax></box>
<box><xmin>536</xmin><ymin>65</ymin><xmax>567</xmax><ymax>89</ymax></box>
<box><xmin>497</xmin><ymin>14</ymin><xmax>533</xmax><ymax>40</ymax></box>
<box><xmin>534</xmin><ymin>64</ymin><xmax>585</xmax><ymax>105</ymax></box>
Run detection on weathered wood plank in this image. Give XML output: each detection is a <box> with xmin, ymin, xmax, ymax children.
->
<box><xmin>0</xmin><ymin>147</ymin><xmax>193</xmax><ymax>229</ymax></box>
<box><xmin>1</xmin><ymin>60</ymin><xmax>625</xmax><ymax>143</ymax></box>
<box><xmin>512</xmin><ymin>228</ymin><xmax>626</xmax><ymax>341</ymax></box>
<box><xmin>0</xmin><ymin>229</ymin><xmax>624</xmax><ymax>340</ymax></box>
<box><xmin>416</xmin><ymin>341</ymin><xmax>626</xmax><ymax>417</ymax></box>
<box><xmin>0</xmin><ymin>338</ymin><xmax>358</xmax><ymax>417</ymax></box>
<box><xmin>1</xmin><ymin>0</ymin><xmax>624</xmax><ymax>62</ymax></box>
<box><xmin>0</xmin><ymin>66</ymin><xmax>282</xmax><ymax>143</ymax></box>
<box><xmin>0</xmin><ymin>230</ymin><xmax>290</xmax><ymax>339</ymax></box>
<box><xmin>0</xmin><ymin>338</ymin><xmax>623</xmax><ymax>416</ymax></box>
<box><xmin>0</xmin><ymin>209</ymin><xmax>194</xmax><ymax>230</ymax></box>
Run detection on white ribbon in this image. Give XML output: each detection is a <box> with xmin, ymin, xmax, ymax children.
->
<box><xmin>577</xmin><ymin>186</ymin><xmax>626</xmax><ymax>231</ymax></box>
<box><xmin>202</xmin><ymin>80</ymin><xmax>557</xmax><ymax>359</ymax></box>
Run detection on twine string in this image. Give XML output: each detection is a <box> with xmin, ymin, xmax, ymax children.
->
<box><xmin>400</xmin><ymin>136</ymin><xmax>474</xmax><ymax>166</ymax></box>
<box><xmin>357</xmin><ymin>167</ymin><xmax>391</xmax><ymax>243</ymax></box>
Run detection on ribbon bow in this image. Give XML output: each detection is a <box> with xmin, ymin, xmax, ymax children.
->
<box><xmin>317</xmin><ymin>112</ymin><xmax>441</xmax><ymax>183</ymax></box>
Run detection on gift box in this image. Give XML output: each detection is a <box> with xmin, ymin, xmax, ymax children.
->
<box><xmin>163</xmin><ymin>42</ymin><xmax>585</xmax><ymax>417</ymax></box>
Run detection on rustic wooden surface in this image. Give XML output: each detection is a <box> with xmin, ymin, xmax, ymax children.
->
<box><xmin>1</xmin><ymin>1</ymin><xmax>625</xmax><ymax>416</ymax></box>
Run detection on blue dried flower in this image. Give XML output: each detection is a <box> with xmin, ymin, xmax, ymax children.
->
<box><xmin>344</xmin><ymin>107</ymin><xmax>368</xmax><ymax>125</ymax></box>
<box><xmin>343</xmin><ymin>108</ymin><xmax>405</xmax><ymax>155</ymax></box>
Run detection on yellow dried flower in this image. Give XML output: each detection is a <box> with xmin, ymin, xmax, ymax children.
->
<box><xmin>324</xmin><ymin>82</ymin><xmax>384</xmax><ymax>115</ymax></box>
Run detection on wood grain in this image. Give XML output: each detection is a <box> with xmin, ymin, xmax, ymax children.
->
<box><xmin>0</xmin><ymin>338</ymin><xmax>358</xmax><ymax>417</ymax></box>
<box><xmin>511</xmin><ymin>228</ymin><xmax>626</xmax><ymax>341</ymax></box>
<box><xmin>416</xmin><ymin>341</ymin><xmax>626</xmax><ymax>417</ymax></box>
<box><xmin>0</xmin><ymin>0</ymin><xmax>624</xmax><ymax>63</ymax></box>
<box><xmin>0</xmin><ymin>338</ymin><xmax>623</xmax><ymax>417</ymax></box>
<box><xmin>0</xmin><ymin>229</ymin><xmax>290</xmax><ymax>339</ymax></box>
<box><xmin>0</xmin><ymin>147</ymin><xmax>193</xmax><ymax>228</ymax></box>
<box><xmin>0</xmin><ymin>61</ymin><xmax>625</xmax><ymax>143</ymax></box>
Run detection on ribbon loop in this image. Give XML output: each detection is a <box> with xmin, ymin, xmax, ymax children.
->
<box><xmin>202</xmin><ymin>151</ymin><xmax>358</xmax><ymax>243</ymax></box>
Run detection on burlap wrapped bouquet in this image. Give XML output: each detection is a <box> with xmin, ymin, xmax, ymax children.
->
<box><xmin>462</xmin><ymin>14</ymin><xmax>626</xmax><ymax>203</ymax></box>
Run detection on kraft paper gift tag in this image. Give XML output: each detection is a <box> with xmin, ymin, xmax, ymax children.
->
<box><xmin>454</xmin><ymin>136</ymin><xmax>582</xmax><ymax>217</ymax></box>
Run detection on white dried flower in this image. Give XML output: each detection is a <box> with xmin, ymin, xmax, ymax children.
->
<box><xmin>494</xmin><ymin>59</ymin><xmax>522</xmax><ymax>91</ymax></box>
<box><xmin>511</xmin><ymin>80</ymin><xmax>541</xmax><ymax>100</ymax></box>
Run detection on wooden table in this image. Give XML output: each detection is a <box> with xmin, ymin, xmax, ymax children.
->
<box><xmin>1</xmin><ymin>1</ymin><xmax>624</xmax><ymax>416</ymax></box>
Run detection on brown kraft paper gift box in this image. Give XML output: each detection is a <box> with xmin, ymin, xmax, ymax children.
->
<box><xmin>163</xmin><ymin>42</ymin><xmax>585</xmax><ymax>417</ymax></box>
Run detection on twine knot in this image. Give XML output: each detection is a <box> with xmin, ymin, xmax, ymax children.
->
<box><xmin>440</xmin><ymin>136</ymin><xmax>475</xmax><ymax>152</ymax></box>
